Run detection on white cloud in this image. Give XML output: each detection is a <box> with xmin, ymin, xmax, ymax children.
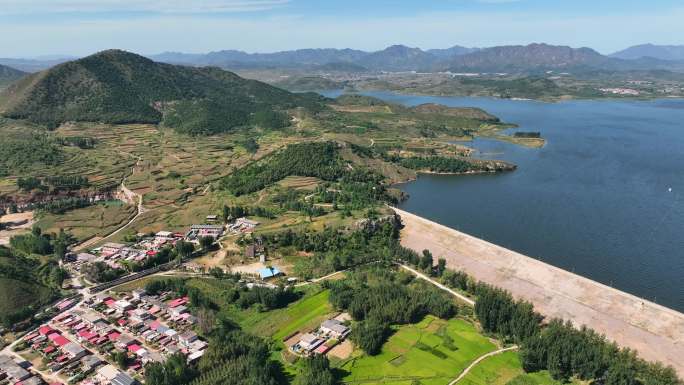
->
<box><xmin>0</xmin><ymin>0</ymin><xmax>289</xmax><ymax>14</ymax></box>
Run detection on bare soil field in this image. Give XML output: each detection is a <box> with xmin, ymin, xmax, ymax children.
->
<box><xmin>0</xmin><ymin>211</ymin><xmax>34</xmax><ymax>245</ymax></box>
<box><xmin>394</xmin><ymin>207</ymin><xmax>684</xmax><ymax>376</ymax></box>
<box><xmin>328</xmin><ymin>339</ymin><xmax>353</xmax><ymax>359</ymax></box>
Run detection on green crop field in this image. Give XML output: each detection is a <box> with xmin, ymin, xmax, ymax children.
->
<box><xmin>459</xmin><ymin>350</ymin><xmax>583</xmax><ymax>385</ymax></box>
<box><xmin>340</xmin><ymin>315</ymin><xmax>497</xmax><ymax>385</ymax></box>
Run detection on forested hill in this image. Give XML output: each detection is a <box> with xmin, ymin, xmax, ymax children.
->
<box><xmin>0</xmin><ymin>64</ymin><xmax>26</xmax><ymax>86</ymax></box>
<box><xmin>0</xmin><ymin>49</ymin><xmax>327</xmax><ymax>134</ymax></box>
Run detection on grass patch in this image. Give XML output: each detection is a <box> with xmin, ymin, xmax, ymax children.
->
<box><xmin>0</xmin><ymin>278</ymin><xmax>53</xmax><ymax>316</ymax></box>
<box><xmin>459</xmin><ymin>350</ymin><xmax>582</xmax><ymax>385</ymax></box>
<box><xmin>340</xmin><ymin>316</ymin><xmax>497</xmax><ymax>385</ymax></box>
<box><xmin>37</xmin><ymin>201</ymin><xmax>136</xmax><ymax>242</ymax></box>
<box><xmin>237</xmin><ymin>288</ymin><xmax>333</xmax><ymax>340</ymax></box>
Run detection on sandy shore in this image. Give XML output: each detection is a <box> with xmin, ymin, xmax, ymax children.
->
<box><xmin>394</xmin><ymin>207</ymin><xmax>684</xmax><ymax>376</ymax></box>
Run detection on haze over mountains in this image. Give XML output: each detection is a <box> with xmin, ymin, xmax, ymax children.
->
<box><xmin>2</xmin><ymin>43</ymin><xmax>684</xmax><ymax>76</ymax></box>
<box><xmin>610</xmin><ymin>44</ymin><xmax>684</xmax><ymax>61</ymax></box>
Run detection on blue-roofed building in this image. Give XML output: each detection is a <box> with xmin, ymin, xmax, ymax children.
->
<box><xmin>259</xmin><ymin>267</ymin><xmax>282</xmax><ymax>279</ymax></box>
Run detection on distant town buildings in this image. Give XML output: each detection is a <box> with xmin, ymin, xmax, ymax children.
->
<box><xmin>599</xmin><ymin>87</ymin><xmax>640</xmax><ymax>96</ymax></box>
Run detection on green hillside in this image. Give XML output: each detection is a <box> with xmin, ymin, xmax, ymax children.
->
<box><xmin>0</xmin><ymin>49</ymin><xmax>327</xmax><ymax>133</ymax></box>
<box><xmin>0</xmin><ymin>245</ymin><xmax>64</xmax><ymax>327</ymax></box>
<box><xmin>0</xmin><ymin>64</ymin><xmax>26</xmax><ymax>87</ymax></box>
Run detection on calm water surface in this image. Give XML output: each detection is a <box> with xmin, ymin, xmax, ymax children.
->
<box><xmin>323</xmin><ymin>91</ymin><xmax>684</xmax><ymax>311</ymax></box>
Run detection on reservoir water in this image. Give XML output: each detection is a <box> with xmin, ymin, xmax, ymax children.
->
<box><xmin>324</xmin><ymin>91</ymin><xmax>684</xmax><ymax>312</ymax></box>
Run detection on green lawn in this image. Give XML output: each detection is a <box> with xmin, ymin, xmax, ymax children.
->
<box><xmin>340</xmin><ymin>315</ymin><xmax>497</xmax><ymax>385</ymax></box>
<box><xmin>239</xmin><ymin>288</ymin><xmax>333</xmax><ymax>341</ymax></box>
<box><xmin>459</xmin><ymin>350</ymin><xmax>583</xmax><ymax>385</ymax></box>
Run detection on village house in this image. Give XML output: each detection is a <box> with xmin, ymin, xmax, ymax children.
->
<box><xmin>0</xmin><ymin>354</ymin><xmax>32</xmax><ymax>382</ymax></box>
<box><xmin>178</xmin><ymin>331</ymin><xmax>198</xmax><ymax>347</ymax></box>
<box><xmin>131</xmin><ymin>289</ymin><xmax>146</xmax><ymax>300</ymax></box>
<box><xmin>259</xmin><ymin>266</ymin><xmax>282</xmax><ymax>280</ymax></box>
<box><xmin>298</xmin><ymin>333</ymin><xmax>323</xmax><ymax>353</ymax></box>
<box><xmin>186</xmin><ymin>224</ymin><xmax>224</xmax><ymax>241</ymax></box>
<box><xmin>63</xmin><ymin>342</ymin><xmax>88</xmax><ymax>360</ymax></box>
<box><xmin>230</xmin><ymin>218</ymin><xmax>259</xmax><ymax>233</ymax></box>
<box><xmin>100</xmin><ymin>243</ymin><xmax>126</xmax><ymax>256</ymax></box>
<box><xmin>114</xmin><ymin>300</ymin><xmax>134</xmax><ymax>313</ymax></box>
<box><xmin>320</xmin><ymin>319</ymin><xmax>351</xmax><ymax>339</ymax></box>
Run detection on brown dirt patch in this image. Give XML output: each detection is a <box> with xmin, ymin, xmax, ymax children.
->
<box><xmin>284</xmin><ymin>332</ymin><xmax>303</xmax><ymax>348</ymax></box>
<box><xmin>328</xmin><ymin>339</ymin><xmax>353</xmax><ymax>359</ymax></box>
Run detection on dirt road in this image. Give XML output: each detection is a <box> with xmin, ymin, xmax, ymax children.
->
<box><xmin>394</xmin><ymin>207</ymin><xmax>684</xmax><ymax>376</ymax></box>
<box><xmin>448</xmin><ymin>346</ymin><xmax>519</xmax><ymax>385</ymax></box>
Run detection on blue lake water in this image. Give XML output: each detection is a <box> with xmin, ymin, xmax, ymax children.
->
<box><xmin>322</xmin><ymin>90</ymin><xmax>684</xmax><ymax>312</ymax></box>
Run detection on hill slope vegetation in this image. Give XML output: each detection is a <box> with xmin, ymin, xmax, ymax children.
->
<box><xmin>0</xmin><ymin>64</ymin><xmax>26</xmax><ymax>87</ymax></box>
<box><xmin>0</xmin><ymin>50</ymin><xmax>326</xmax><ymax>134</ymax></box>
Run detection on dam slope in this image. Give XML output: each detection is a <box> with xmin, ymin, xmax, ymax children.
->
<box><xmin>395</xmin><ymin>207</ymin><xmax>684</xmax><ymax>375</ymax></box>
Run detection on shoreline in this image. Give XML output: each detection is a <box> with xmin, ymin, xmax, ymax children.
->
<box><xmin>394</xmin><ymin>207</ymin><xmax>684</xmax><ymax>376</ymax></box>
<box><xmin>350</xmin><ymin>86</ymin><xmax>684</xmax><ymax>103</ymax></box>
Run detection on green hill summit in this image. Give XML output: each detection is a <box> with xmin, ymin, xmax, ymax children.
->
<box><xmin>0</xmin><ymin>49</ymin><xmax>326</xmax><ymax>134</ymax></box>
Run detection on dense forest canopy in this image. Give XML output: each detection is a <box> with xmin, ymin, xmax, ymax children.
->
<box><xmin>219</xmin><ymin>142</ymin><xmax>388</xmax><ymax>198</ymax></box>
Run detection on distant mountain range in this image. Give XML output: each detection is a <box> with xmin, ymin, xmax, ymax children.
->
<box><xmin>149</xmin><ymin>44</ymin><xmax>481</xmax><ymax>72</ymax></box>
<box><xmin>2</xmin><ymin>43</ymin><xmax>684</xmax><ymax>78</ymax></box>
<box><xmin>610</xmin><ymin>44</ymin><xmax>684</xmax><ymax>61</ymax></box>
<box><xmin>0</xmin><ymin>57</ymin><xmax>73</xmax><ymax>72</ymax></box>
<box><xmin>149</xmin><ymin>43</ymin><xmax>684</xmax><ymax>73</ymax></box>
<box><xmin>0</xmin><ymin>50</ymin><xmax>325</xmax><ymax>134</ymax></box>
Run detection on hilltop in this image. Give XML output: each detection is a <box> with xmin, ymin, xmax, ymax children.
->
<box><xmin>0</xmin><ymin>64</ymin><xmax>26</xmax><ymax>87</ymax></box>
<box><xmin>611</xmin><ymin>44</ymin><xmax>684</xmax><ymax>61</ymax></box>
<box><xmin>0</xmin><ymin>50</ymin><xmax>327</xmax><ymax>134</ymax></box>
<box><xmin>445</xmin><ymin>43</ymin><xmax>611</xmax><ymax>72</ymax></box>
<box><xmin>357</xmin><ymin>45</ymin><xmax>439</xmax><ymax>71</ymax></box>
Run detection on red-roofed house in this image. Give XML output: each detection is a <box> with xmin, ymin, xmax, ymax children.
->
<box><xmin>39</xmin><ymin>326</ymin><xmax>55</xmax><ymax>336</ymax></box>
<box><xmin>128</xmin><ymin>344</ymin><xmax>141</xmax><ymax>353</ymax></box>
<box><xmin>23</xmin><ymin>332</ymin><xmax>38</xmax><ymax>342</ymax></box>
<box><xmin>107</xmin><ymin>331</ymin><xmax>121</xmax><ymax>341</ymax></box>
<box><xmin>78</xmin><ymin>330</ymin><xmax>97</xmax><ymax>341</ymax></box>
<box><xmin>52</xmin><ymin>335</ymin><xmax>70</xmax><ymax>347</ymax></box>
<box><xmin>104</xmin><ymin>299</ymin><xmax>116</xmax><ymax>308</ymax></box>
<box><xmin>168</xmin><ymin>297</ymin><xmax>188</xmax><ymax>308</ymax></box>
<box><xmin>43</xmin><ymin>346</ymin><xmax>56</xmax><ymax>354</ymax></box>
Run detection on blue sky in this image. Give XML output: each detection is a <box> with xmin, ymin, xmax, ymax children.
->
<box><xmin>0</xmin><ymin>0</ymin><xmax>683</xmax><ymax>57</ymax></box>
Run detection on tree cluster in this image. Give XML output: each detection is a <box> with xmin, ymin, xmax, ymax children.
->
<box><xmin>220</xmin><ymin>142</ymin><xmax>348</xmax><ymax>196</ymax></box>
<box><xmin>326</xmin><ymin>266</ymin><xmax>457</xmax><ymax>355</ymax></box>
<box><xmin>82</xmin><ymin>261</ymin><xmax>125</xmax><ymax>283</ymax></box>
